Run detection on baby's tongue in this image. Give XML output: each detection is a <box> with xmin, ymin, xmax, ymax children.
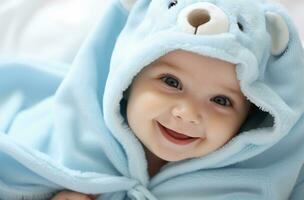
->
<box><xmin>165</xmin><ymin>128</ymin><xmax>192</xmax><ymax>139</ymax></box>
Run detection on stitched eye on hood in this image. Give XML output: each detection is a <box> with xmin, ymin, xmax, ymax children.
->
<box><xmin>237</xmin><ymin>22</ymin><xmax>244</xmax><ymax>31</ymax></box>
<box><xmin>168</xmin><ymin>0</ymin><xmax>178</xmax><ymax>9</ymax></box>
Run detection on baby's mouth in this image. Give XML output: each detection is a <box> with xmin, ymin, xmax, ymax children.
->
<box><xmin>157</xmin><ymin>122</ymin><xmax>199</xmax><ymax>145</ymax></box>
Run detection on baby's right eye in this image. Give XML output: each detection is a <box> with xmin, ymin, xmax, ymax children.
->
<box><xmin>161</xmin><ymin>74</ymin><xmax>182</xmax><ymax>90</ymax></box>
<box><xmin>211</xmin><ymin>95</ymin><xmax>232</xmax><ymax>107</ymax></box>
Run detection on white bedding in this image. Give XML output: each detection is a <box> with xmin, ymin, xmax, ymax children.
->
<box><xmin>0</xmin><ymin>0</ymin><xmax>108</xmax><ymax>64</ymax></box>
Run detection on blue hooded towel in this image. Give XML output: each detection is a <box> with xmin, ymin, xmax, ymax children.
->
<box><xmin>0</xmin><ymin>0</ymin><xmax>304</xmax><ymax>199</ymax></box>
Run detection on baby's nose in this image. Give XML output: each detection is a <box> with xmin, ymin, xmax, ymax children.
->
<box><xmin>177</xmin><ymin>2</ymin><xmax>229</xmax><ymax>35</ymax></box>
<box><xmin>171</xmin><ymin>101</ymin><xmax>202</xmax><ymax>125</ymax></box>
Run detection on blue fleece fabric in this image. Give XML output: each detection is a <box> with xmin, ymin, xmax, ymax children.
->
<box><xmin>0</xmin><ymin>0</ymin><xmax>304</xmax><ymax>199</ymax></box>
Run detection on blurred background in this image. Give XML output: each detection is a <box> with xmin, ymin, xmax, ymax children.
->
<box><xmin>271</xmin><ymin>0</ymin><xmax>304</xmax><ymax>40</ymax></box>
<box><xmin>0</xmin><ymin>0</ymin><xmax>303</xmax><ymax>64</ymax></box>
<box><xmin>0</xmin><ymin>0</ymin><xmax>107</xmax><ymax>63</ymax></box>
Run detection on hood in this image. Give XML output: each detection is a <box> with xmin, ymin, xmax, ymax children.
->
<box><xmin>0</xmin><ymin>0</ymin><xmax>303</xmax><ymax>199</ymax></box>
<box><xmin>103</xmin><ymin>0</ymin><xmax>304</xmax><ymax>185</ymax></box>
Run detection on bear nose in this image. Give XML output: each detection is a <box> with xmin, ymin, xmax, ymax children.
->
<box><xmin>178</xmin><ymin>2</ymin><xmax>229</xmax><ymax>35</ymax></box>
<box><xmin>188</xmin><ymin>9</ymin><xmax>211</xmax><ymax>30</ymax></box>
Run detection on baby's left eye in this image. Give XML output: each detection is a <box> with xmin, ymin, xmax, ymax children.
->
<box><xmin>211</xmin><ymin>96</ymin><xmax>232</xmax><ymax>107</ymax></box>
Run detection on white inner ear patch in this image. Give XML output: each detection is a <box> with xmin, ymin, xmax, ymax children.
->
<box><xmin>266</xmin><ymin>12</ymin><xmax>290</xmax><ymax>56</ymax></box>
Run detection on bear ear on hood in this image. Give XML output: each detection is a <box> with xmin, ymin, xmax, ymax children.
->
<box><xmin>262</xmin><ymin>4</ymin><xmax>304</xmax><ymax>113</ymax></box>
<box><xmin>265</xmin><ymin>11</ymin><xmax>289</xmax><ymax>56</ymax></box>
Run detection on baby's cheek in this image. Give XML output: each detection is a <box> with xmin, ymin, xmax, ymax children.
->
<box><xmin>130</xmin><ymin>90</ymin><xmax>171</xmax><ymax>116</ymax></box>
<box><xmin>207</xmin><ymin>115</ymin><xmax>240</xmax><ymax>140</ymax></box>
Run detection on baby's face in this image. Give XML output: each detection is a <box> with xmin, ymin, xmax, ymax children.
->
<box><xmin>126</xmin><ymin>50</ymin><xmax>251</xmax><ymax>161</ymax></box>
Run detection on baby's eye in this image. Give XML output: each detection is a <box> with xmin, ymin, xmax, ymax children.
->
<box><xmin>211</xmin><ymin>96</ymin><xmax>232</xmax><ymax>107</ymax></box>
<box><xmin>161</xmin><ymin>74</ymin><xmax>182</xmax><ymax>90</ymax></box>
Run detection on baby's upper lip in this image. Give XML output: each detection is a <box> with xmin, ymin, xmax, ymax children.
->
<box><xmin>158</xmin><ymin>121</ymin><xmax>202</xmax><ymax>138</ymax></box>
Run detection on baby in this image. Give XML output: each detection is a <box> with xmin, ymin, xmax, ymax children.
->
<box><xmin>52</xmin><ymin>50</ymin><xmax>252</xmax><ymax>199</ymax></box>
<box><xmin>2</xmin><ymin>0</ymin><xmax>302</xmax><ymax>199</ymax></box>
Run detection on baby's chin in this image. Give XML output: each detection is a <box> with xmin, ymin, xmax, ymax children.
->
<box><xmin>151</xmin><ymin>146</ymin><xmax>218</xmax><ymax>162</ymax></box>
<box><xmin>152</xmin><ymin>149</ymin><xmax>198</xmax><ymax>162</ymax></box>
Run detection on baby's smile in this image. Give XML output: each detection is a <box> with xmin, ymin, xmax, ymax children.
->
<box><xmin>157</xmin><ymin>121</ymin><xmax>201</xmax><ymax>145</ymax></box>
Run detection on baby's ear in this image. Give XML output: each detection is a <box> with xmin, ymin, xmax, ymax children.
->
<box><xmin>265</xmin><ymin>11</ymin><xmax>289</xmax><ymax>56</ymax></box>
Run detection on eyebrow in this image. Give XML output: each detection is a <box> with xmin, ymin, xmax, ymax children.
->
<box><xmin>221</xmin><ymin>85</ymin><xmax>245</xmax><ymax>101</ymax></box>
<box><xmin>153</xmin><ymin>60</ymin><xmax>185</xmax><ymax>73</ymax></box>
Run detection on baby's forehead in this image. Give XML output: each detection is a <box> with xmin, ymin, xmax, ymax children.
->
<box><xmin>144</xmin><ymin>51</ymin><xmax>244</xmax><ymax>94</ymax></box>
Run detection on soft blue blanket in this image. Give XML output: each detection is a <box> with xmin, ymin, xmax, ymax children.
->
<box><xmin>1</xmin><ymin>0</ymin><xmax>304</xmax><ymax>199</ymax></box>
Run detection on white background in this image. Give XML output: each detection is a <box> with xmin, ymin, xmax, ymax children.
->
<box><xmin>270</xmin><ymin>0</ymin><xmax>304</xmax><ymax>40</ymax></box>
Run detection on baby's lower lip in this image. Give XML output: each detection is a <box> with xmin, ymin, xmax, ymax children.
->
<box><xmin>157</xmin><ymin>122</ymin><xmax>199</xmax><ymax>145</ymax></box>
